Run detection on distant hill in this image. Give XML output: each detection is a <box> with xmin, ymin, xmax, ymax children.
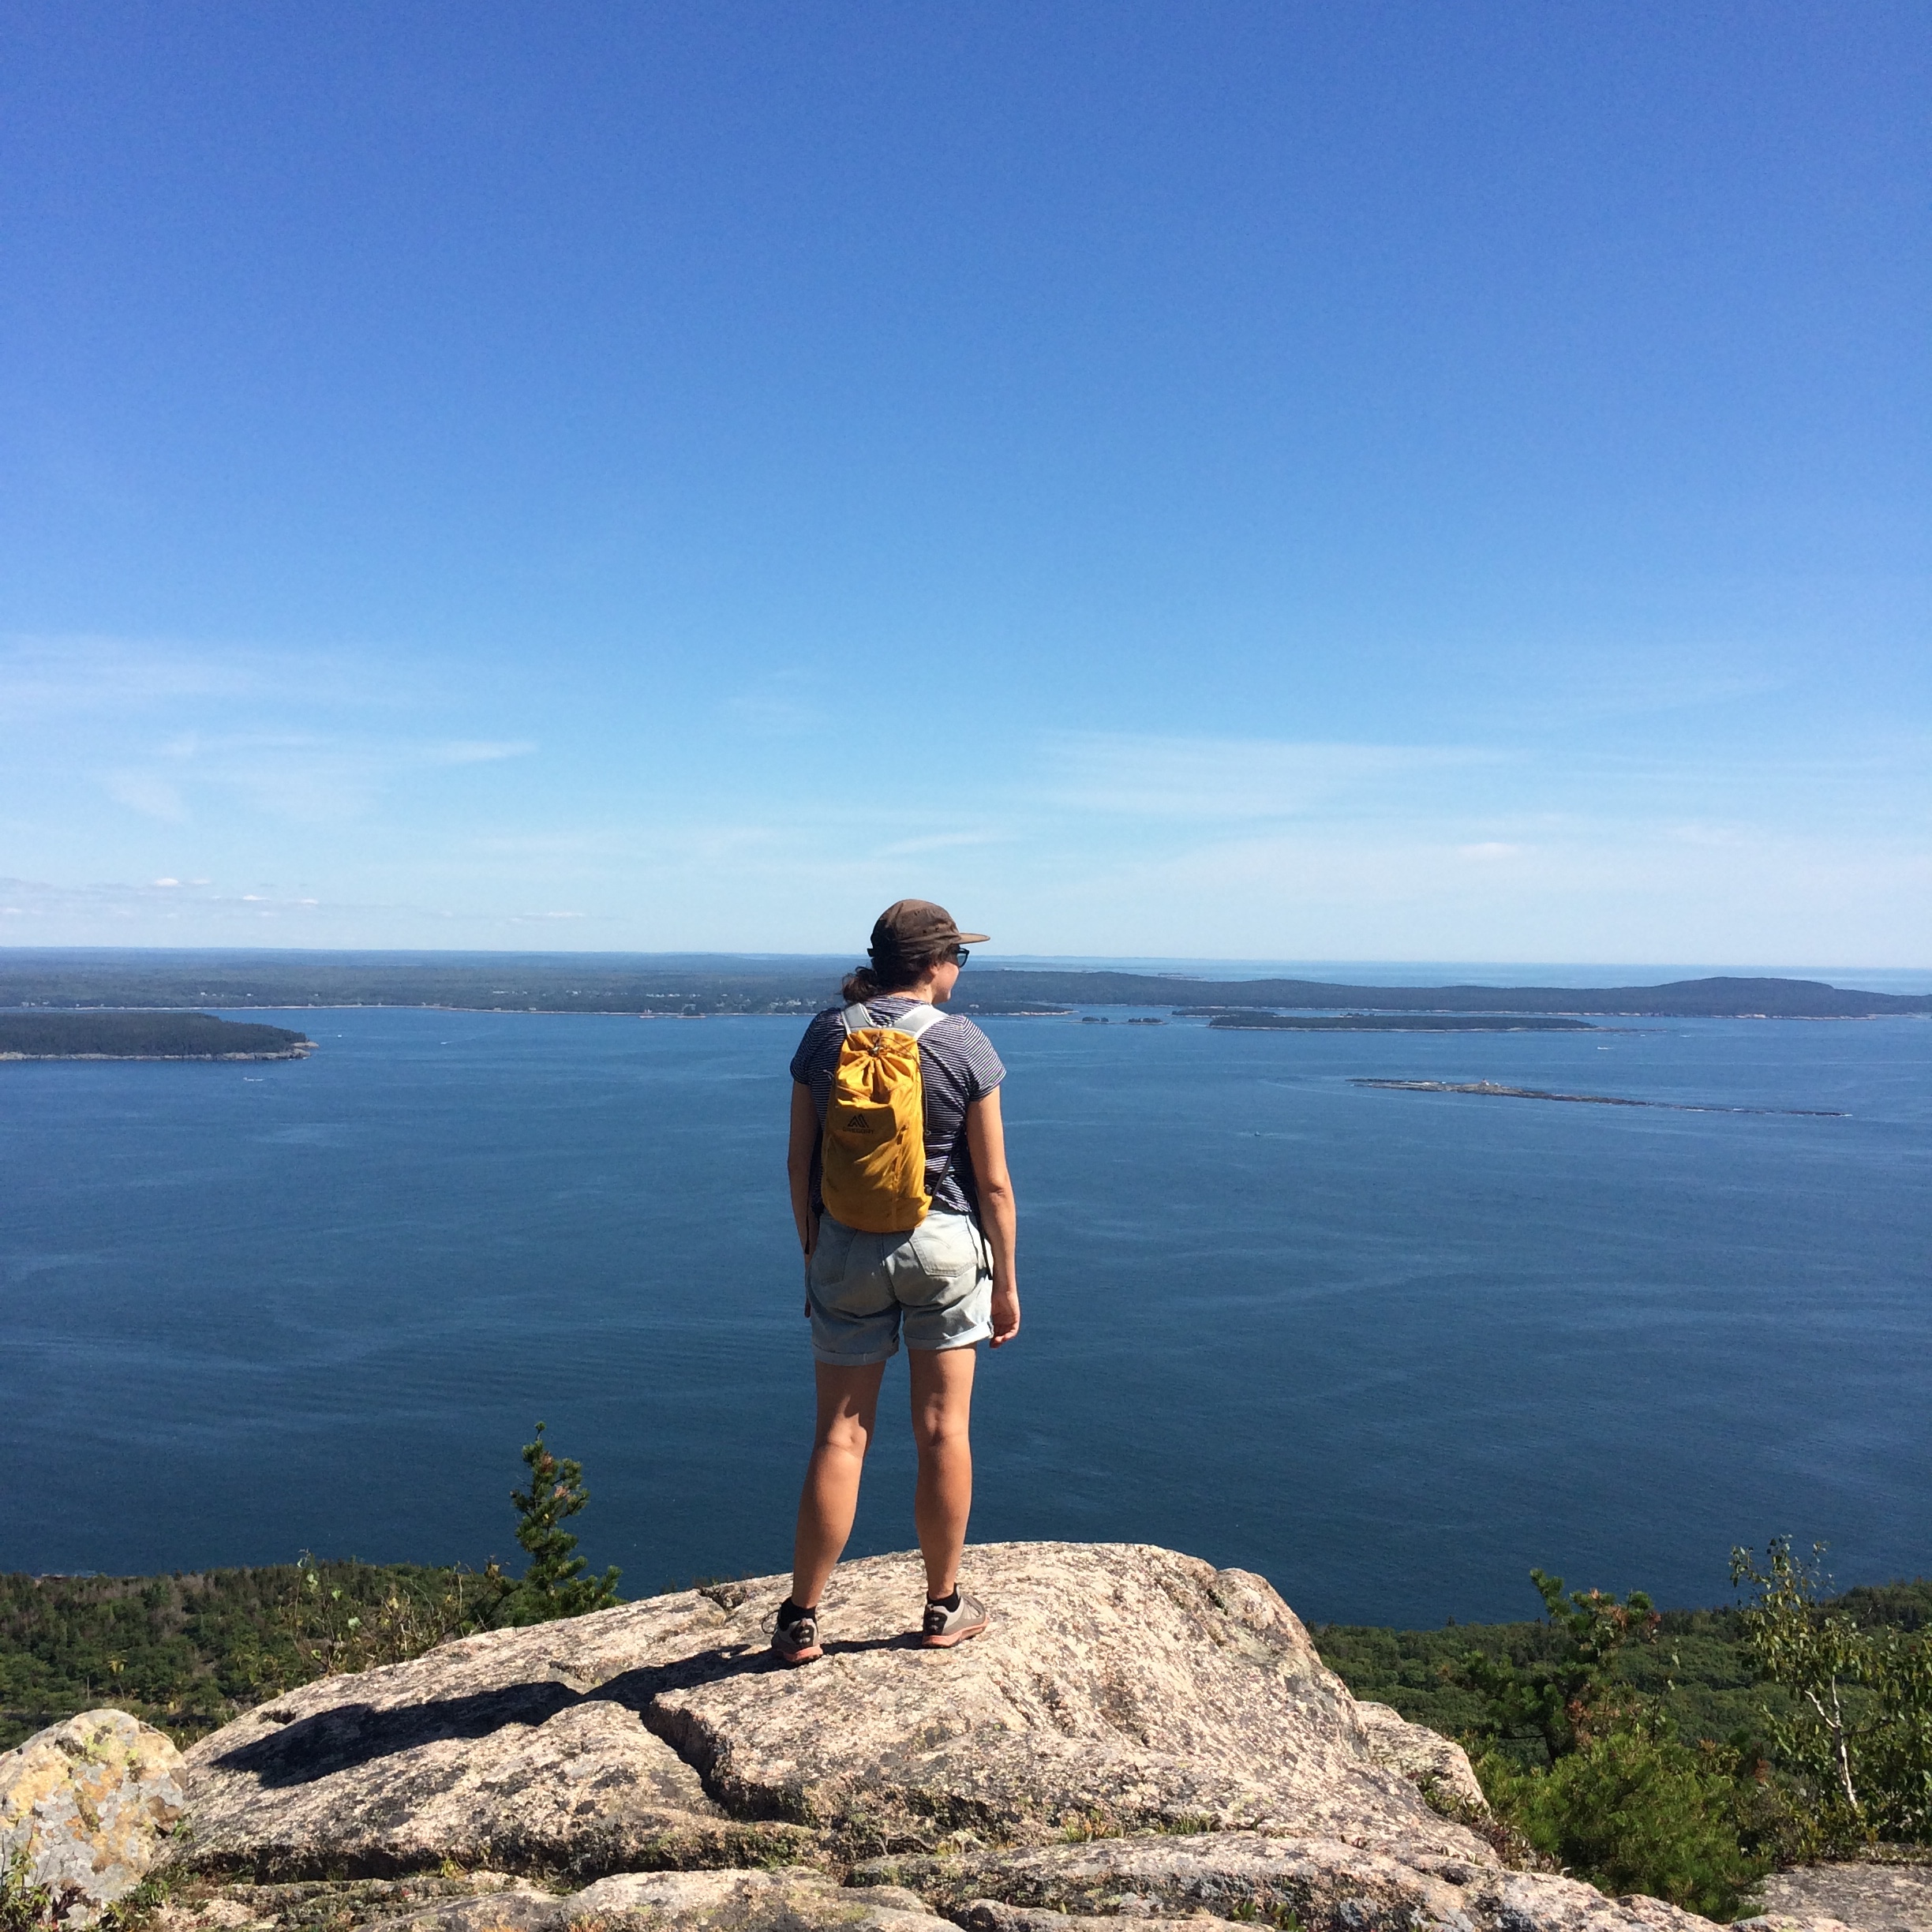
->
<box><xmin>0</xmin><ymin>1010</ymin><xmax>313</xmax><ymax>1059</ymax></box>
<box><xmin>970</xmin><ymin>971</ymin><xmax>1932</xmax><ymax>1017</ymax></box>
<box><xmin>0</xmin><ymin>949</ymin><xmax>1924</xmax><ymax>1019</ymax></box>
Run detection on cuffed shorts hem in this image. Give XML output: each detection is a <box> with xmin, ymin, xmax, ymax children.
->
<box><xmin>806</xmin><ymin>1210</ymin><xmax>991</xmax><ymax>1365</ymax></box>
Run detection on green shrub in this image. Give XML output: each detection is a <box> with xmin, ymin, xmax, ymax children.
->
<box><xmin>1478</xmin><ymin>1724</ymin><xmax>1767</xmax><ymax>1917</ymax></box>
<box><xmin>1</xmin><ymin>1848</ymin><xmax>54</xmax><ymax>1932</ymax></box>
<box><xmin>1732</xmin><ymin>1537</ymin><xmax>1932</xmax><ymax>1852</ymax></box>
<box><xmin>280</xmin><ymin>1553</ymin><xmax>512</xmax><ymax>1676</ymax></box>
<box><xmin>1455</xmin><ymin>1567</ymin><xmax>1771</xmax><ymax>1913</ymax></box>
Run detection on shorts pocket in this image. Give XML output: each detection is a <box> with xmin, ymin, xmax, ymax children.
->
<box><xmin>904</xmin><ymin>1212</ymin><xmax>979</xmax><ymax>1291</ymax></box>
<box><xmin>808</xmin><ymin>1216</ymin><xmax>856</xmax><ymax>1293</ymax></box>
<box><xmin>812</xmin><ymin>1219</ymin><xmax>898</xmax><ymax>1317</ymax></box>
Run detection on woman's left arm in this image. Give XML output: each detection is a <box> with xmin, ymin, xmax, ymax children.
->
<box><xmin>965</xmin><ymin>1088</ymin><xmax>1020</xmax><ymax>1347</ymax></box>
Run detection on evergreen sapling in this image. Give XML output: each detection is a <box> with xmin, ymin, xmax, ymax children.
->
<box><xmin>500</xmin><ymin>1422</ymin><xmax>622</xmax><ymax>1625</ymax></box>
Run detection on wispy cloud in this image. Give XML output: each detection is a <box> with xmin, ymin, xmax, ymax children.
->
<box><xmin>876</xmin><ymin>829</ymin><xmax>1010</xmax><ymax>857</ymax></box>
<box><xmin>1034</xmin><ymin>732</ymin><xmax>1503</xmax><ymax>821</ymax></box>
<box><xmin>4</xmin><ymin>635</ymin><xmax>537</xmax><ymax>824</ymax></box>
<box><xmin>91</xmin><ymin>733</ymin><xmax>537</xmax><ymax>823</ymax></box>
<box><xmin>0</xmin><ymin>633</ymin><xmax>429</xmax><ymax>718</ymax></box>
<box><xmin>103</xmin><ymin>773</ymin><xmax>190</xmax><ymax>822</ymax></box>
<box><xmin>721</xmin><ymin>669</ymin><xmax>829</xmax><ymax>737</ymax></box>
<box><xmin>424</xmin><ymin>740</ymin><xmax>537</xmax><ymax>766</ymax></box>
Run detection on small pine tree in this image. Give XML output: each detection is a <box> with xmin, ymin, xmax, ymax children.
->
<box><xmin>498</xmin><ymin>1421</ymin><xmax>622</xmax><ymax>1626</ymax></box>
<box><xmin>1459</xmin><ymin>1568</ymin><xmax>1660</xmax><ymax>1764</ymax></box>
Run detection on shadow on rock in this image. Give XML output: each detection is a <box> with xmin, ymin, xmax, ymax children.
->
<box><xmin>212</xmin><ymin>1650</ymin><xmax>783</xmax><ymax>1788</ymax></box>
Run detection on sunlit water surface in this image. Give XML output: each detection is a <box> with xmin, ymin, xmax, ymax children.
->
<box><xmin>6</xmin><ymin>1007</ymin><xmax>1928</xmax><ymax>1624</ymax></box>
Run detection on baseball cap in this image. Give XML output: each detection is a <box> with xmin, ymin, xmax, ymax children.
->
<box><xmin>869</xmin><ymin>900</ymin><xmax>990</xmax><ymax>957</ymax></box>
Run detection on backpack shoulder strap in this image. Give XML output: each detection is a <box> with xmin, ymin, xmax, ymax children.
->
<box><xmin>889</xmin><ymin>1002</ymin><xmax>947</xmax><ymax>1040</ymax></box>
<box><xmin>839</xmin><ymin>1002</ymin><xmax>874</xmax><ymax>1035</ymax></box>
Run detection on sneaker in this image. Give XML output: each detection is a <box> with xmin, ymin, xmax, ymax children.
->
<box><xmin>920</xmin><ymin>1589</ymin><xmax>989</xmax><ymax>1649</ymax></box>
<box><xmin>771</xmin><ymin>1600</ymin><xmax>822</xmax><ymax>1664</ymax></box>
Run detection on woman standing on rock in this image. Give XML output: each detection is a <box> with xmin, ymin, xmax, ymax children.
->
<box><xmin>774</xmin><ymin>899</ymin><xmax>1020</xmax><ymax>1664</ymax></box>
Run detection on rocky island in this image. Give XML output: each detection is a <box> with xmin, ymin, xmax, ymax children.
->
<box><xmin>3</xmin><ymin>1542</ymin><xmax>1884</xmax><ymax>1932</ymax></box>
<box><xmin>1208</xmin><ymin>1014</ymin><xmax>1598</xmax><ymax>1032</ymax></box>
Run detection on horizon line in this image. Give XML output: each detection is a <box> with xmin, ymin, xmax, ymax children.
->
<box><xmin>0</xmin><ymin>942</ymin><xmax>1926</xmax><ymax>978</ymax></box>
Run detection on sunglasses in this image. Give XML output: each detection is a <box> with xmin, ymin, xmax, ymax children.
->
<box><xmin>948</xmin><ymin>945</ymin><xmax>971</xmax><ymax>966</ymax></box>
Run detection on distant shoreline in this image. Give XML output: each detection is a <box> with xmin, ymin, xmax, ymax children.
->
<box><xmin>2</xmin><ymin>956</ymin><xmax>1928</xmax><ymax>1020</ymax></box>
<box><xmin>0</xmin><ymin>1048</ymin><xmax>313</xmax><ymax>1062</ymax></box>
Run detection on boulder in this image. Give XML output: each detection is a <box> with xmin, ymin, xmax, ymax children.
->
<box><xmin>360</xmin><ymin>1867</ymin><xmax>958</xmax><ymax>1932</ymax></box>
<box><xmin>151</xmin><ymin>1872</ymin><xmax>542</xmax><ymax>1932</ymax></box>
<box><xmin>173</xmin><ymin>1544</ymin><xmax>1477</xmax><ymax>1881</ymax></box>
<box><xmin>170</xmin><ymin>1661</ymin><xmax>811</xmax><ymax>1880</ymax></box>
<box><xmin>1743</xmin><ymin>1862</ymin><xmax>1932</xmax><ymax>1932</ymax></box>
<box><xmin>165</xmin><ymin>1541</ymin><xmax>1726</xmax><ymax>1932</ymax></box>
<box><xmin>0</xmin><ymin>1709</ymin><xmax>187</xmax><ymax>1924</ymax></box>
<box><xmin>1352</xmin><ymin>1700</ymin><xmax>1488</xmax><ymax>1813</ymax></box>
<box><xmin>855</xmin><ymin>1831</ymin><xmax>1717</xmax><ymax>1932</ymax></box>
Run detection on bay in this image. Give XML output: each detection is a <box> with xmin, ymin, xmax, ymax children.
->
<box><xmin>3</xmin><ymin>1005</ymin><xmax>1928</xmax><ymax>1626</ymax></box>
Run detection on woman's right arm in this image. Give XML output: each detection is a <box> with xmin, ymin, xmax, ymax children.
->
<box><xmin>966</xmin><ymin>1088</ymin><xmax>1020</xmax><ymax>1347</ymax></box>
<box><xmin>788</xmin><ymin>1079</ymin><xmax>821</xmax><ymax>1264</ymax></box>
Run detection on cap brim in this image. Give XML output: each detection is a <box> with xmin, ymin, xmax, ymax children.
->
<box><xmin>955</xmin><ymin>931</ymin><xmax>990</xmax><ymax>945</ymax></box>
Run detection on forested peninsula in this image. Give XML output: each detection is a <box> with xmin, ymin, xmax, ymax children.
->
<box><xmin>0</xmin><ymin>1010</ymin><xmax>313</xmax><ymax>1060</ymax></box>
<box><xmin>1</xmin><ymin>949</ymin><xmax>1925</xmax><ymax>1018</ymax></box>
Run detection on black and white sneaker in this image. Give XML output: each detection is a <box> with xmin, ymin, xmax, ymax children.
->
<box><xmin>920</xmin><ymin>1589</ymin><xmax>989</xmax><ymax>1649</ymax></box>
<box><xmin>772</xmin><ymin>1600</ymin><xmax>822</xmax><ymax>1664</ymax></box>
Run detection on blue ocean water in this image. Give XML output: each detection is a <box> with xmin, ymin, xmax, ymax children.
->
<box><xmin>4</xmin><ymin>1006</ymin><xmax>1929</xmax><ymax>1626</ymax></box>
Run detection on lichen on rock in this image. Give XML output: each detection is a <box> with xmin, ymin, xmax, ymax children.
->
<box><xmin>0</xmin><ymin>1709</ymin><xmax>186</xmax><ymax>1925</ymax></box>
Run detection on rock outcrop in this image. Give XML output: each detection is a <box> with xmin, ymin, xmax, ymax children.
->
<box><xmin>1741</xmin><ymin>1861</ymin><xmax>1932</xmax><ymax>1932</ymax></box>
<box><xmin>1</xmin><ymin>1709</ymin><xmax>187</xmax><ymax>1925</ymax></box>
<box><xmin>170</xmin><ymin>1544</ymin><xmax>1480</xmax><ymax>1879</ymax></box>
<box><xmin>140</xmin><ymin>1543</ymin><xmax>1726</xmax><ymax>1932</ymax></box>
<box><xmin>859</xmin><ymin>1835</ymin><xmax>1717</xmax><ymax>1932</ymax></box>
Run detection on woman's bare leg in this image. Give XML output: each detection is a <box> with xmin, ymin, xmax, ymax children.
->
<box><xmin>791</xmin><ymin>1360</ymin><xmax>886</xmax><ymax>1608</ymax></box>
<box><xmin>908</xmin><ymin>1344</ymin><xmax>977</xmax><ymax>1598</ymax></box>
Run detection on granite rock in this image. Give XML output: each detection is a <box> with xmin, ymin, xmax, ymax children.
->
<box><xmin>0</xmin><ymin>1709</ymin><xmax>187</xmax><ymax>1924</ymax></box>
<box><xmin>164</xmin><ymin>1541</ymin><xmax>1728</xmax><ymax>1932</ymax></box>
<box><xmin>855</xmin><ymin>1829</ymin><xmax>1717</xmax><ymax>1932</ymax></box>
<box><xmin>174</xmin><ymin>1544</ymin><xmax>1484</xmax><ymax>1879</ymax></box>
<box><xmin>1352</xmin><ymin>1701</ymin><xmax>1488</xmax><ymax>1814</ymax></box>
<box><xmin>1743</xmin><ymin>1861</ymin><xmax>1932</xmax><ymax>1932</ymax></box>
<box><xmin>358</xmin><ymin>1868</ymin><xmax>957</xmax><ymax>1932</ymax></box>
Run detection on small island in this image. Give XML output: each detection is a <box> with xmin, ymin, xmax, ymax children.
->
<box><xmin>1208</xmin><ymin>1013</ymin><xmax>1597</xmax><ymax>1032</ymax></box>
<box><xmin>1352</xmin><ymin>1077</ymin><xmax>1846</xmax><ymax>1117</ymax></box>
<box><xmin>0</xmin><ymin>1010</ymin><xmax>315</xmax><ymax>1061</ymax></box>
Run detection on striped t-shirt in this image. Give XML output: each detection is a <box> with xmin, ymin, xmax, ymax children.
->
<box><xmin>790</xmin><ymin>996</ymin><xmax>1007</xmax><ymax>1221</ymax></box>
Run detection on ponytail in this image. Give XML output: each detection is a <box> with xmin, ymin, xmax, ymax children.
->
<box><xmin>841</xmin><ymin>941</ymin><xmax>952</xmax><ymax>1003</ymax></box>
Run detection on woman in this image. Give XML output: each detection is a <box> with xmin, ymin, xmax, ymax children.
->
<box><xmin>774</xmin><ymin>898</ymin><xmax>1020</xmax><ymax>1663</ymax></box>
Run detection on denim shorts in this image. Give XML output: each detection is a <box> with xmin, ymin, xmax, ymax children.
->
<box><xmin>807</xmin><ymin>1210</ymin><xmax>993</xmax><ymax>1365</ymax></box>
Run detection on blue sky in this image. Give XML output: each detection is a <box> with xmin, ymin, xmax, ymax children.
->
<box><xmin>2</xmin><ymin>3</ymin><xmax>1926</xmax><ymax>962</ymax></box>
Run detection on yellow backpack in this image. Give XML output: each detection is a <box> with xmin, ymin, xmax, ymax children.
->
<box><xmin>821</xmin><ymin>1001</ymin><xmax>947</xmax><ymax>1234</ymax></box>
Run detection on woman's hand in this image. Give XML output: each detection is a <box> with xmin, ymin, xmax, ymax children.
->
<box><xmin>989</xmin><ymin>1277</ymin><xmax>1020</xmax><ymax>1347</ymax></box>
